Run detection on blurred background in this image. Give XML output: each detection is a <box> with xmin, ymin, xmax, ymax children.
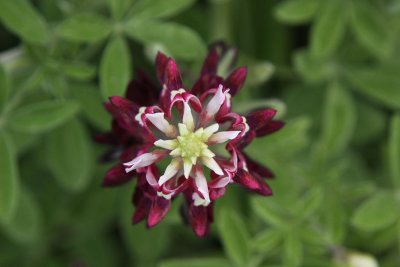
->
<box><xmin>1</xmin><ymin>0</ymin><xmax>400</xmax><ymax>266</ymax></box>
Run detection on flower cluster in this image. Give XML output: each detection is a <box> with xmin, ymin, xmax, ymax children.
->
<box><xmin>97</xmin><ymin>44</ymin><xmax>284</xmax><ymax>236</ymax></box>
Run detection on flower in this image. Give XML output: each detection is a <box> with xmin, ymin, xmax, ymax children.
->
<box><xmin>98</xmin><ymin>43</ymin><xmax>284</xmax><ymax>237</ymax></box>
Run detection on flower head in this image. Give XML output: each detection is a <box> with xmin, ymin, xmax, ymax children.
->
<box><xmin>98</xmin><ymin>43</ymin><xmax>284</xmax><ymax>237</ymax></box>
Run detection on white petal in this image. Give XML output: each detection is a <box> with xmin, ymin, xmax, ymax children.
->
<box><xmin>204</xmin><ymin>84</ymin><xmax>226</xmax><ymax>118</ymax></box>
<box><xmin>212</xmin><ymin>176</ymin><xmax>231</xmax><ymax>188</ymax></box>
<box><xmin>202</xmin><ymin>123</ymin><xmax>219</xmax><ymax>140</ymax></box>
<box><xmin>178</xmin><ymin>123</ymin><xmax>189</xmax><ymax>136</ymax></box>
<box><xmin>154</xmin><ymin>139</ymin><xmax>178</xmax><ymax>150</ymax></box>
<box><xmin>146</xmin><ymin>113</ymin><xmax>177</xmax><ymax>137</ymax></box>
<box><xmin>170</xmin><ymin>148</ymin><xmax>182</xmax><ymax>156</ymax></box>
<box><xmin>201</xmin><ymin>157</ymin><xmax>224</xmax><ymax>175</ymax></box>
<box><xmin>183</xmin><ymin>102</ymin><xmax>195</xmax><ymax>131</ymax></box>
<box><xmin>208</xmin><ymin>131</ymin><xmax>241</xmax><ymax>144</ymax></box>
<box><xmin>194</xmin><ymin>167</ymin><xmax>210</xmax><ymax>205</ymax></box>
<box><xmin>124</xmin><ymin>152</ymin><xmax>163</xmax><ymax>172</ymax></box>
<box><xmin>158</xmin><ymin>158</ymin><xmax>181</xmax><ymax>186</ymax></box>
<box><xmin>193</xmin><ymin>192</ymin><xmax>210</xmax><ymax>206</ymax></box>
<box><xmin>183</xmin><ymin>160</ymin><xmax>193</xmax><ymax>178</ymax></box>
<box><xmin>201</xmin><ymin>148</ymin><xmax>215</xmax><ymax>158</ymax></box>
<box><xmin>157</xmin><ymin>191</ymin><xmax>173</xmax><ymax>200</ymax></box>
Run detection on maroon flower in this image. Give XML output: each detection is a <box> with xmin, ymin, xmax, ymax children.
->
<box><xmin>98</xmin><ymin>44</ymin><xmax>284</xmax><ymax>237</ymax></box>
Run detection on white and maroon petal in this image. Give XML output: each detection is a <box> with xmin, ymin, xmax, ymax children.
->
<box><xmin>145</xmin><ymin>165</ymin><xmax>159</xmax><ymax>188</ymax></box>
<box><xmin>209</xmin><ymin>176</ymin><xmax>231</xmax><ymax>188</ymax></box>
<box><xmin>154</xmin><ymin>139</ymin><xmax>178</xmax><ymax>150</ymax></box>
<box><xmin>207</xmin><ymin>131</ymin><xmax>241</xmax><ymax>145</ymax></box>
<box><xmin>201</xmin><ymin>157</ymin><xmax>224</xmax><ymax>175</ymax></box>
<box><xmin>124</xmin><ymin>150</ymin><xmax>166</xmax><ymax>172</ymax></box>
<box><xmin>223</xmin><ymin>66</ymin><xmax>247</xmax><ymax>96</ymax></box>
<box><xmin>182</xmin><ymin>101</ymin><xmax>195</xmax><ymax>131</ymax></box>
<box><xmin>158</xmin><ymin>158</ymin><xmax>182</xmax><ymax>186</ymax></box>
<box><xmin>193</xmin><ymin>166</ymin><xmax>211</xmax><ymax>206</ymax></box>
<box><xmin>146</xmin><ymin>112</ymin><xmax>177</xmax><ymax>137</ymax></box>
<box><xmin>202</xmin><ymin>84</ymin><xmax>227</xmax><ymax>122</ymax></box>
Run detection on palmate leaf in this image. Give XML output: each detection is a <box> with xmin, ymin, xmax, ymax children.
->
<box><xmin>0</xmin><ymin>0</ymin><xmax>49</xmax><ymax>44</ymax></box>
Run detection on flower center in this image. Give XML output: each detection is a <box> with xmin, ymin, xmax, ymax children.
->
<box><xmin>176</xmin><ymin>130</ymin><xmax>207</xmax><ymax>161</ymax></box>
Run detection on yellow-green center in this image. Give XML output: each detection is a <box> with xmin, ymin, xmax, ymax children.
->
<box><xmin>176</xmin><ymin>131</ymin><xmax>207</xmax><ymax>160</ymax></box>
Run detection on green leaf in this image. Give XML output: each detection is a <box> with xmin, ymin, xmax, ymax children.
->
<box><xmin>251</xmin><ymin>197</ymin><xmax>290</xmax><ymax>229</ymax></box>
<box><xmin>0</xmin><ymin>64</ymin><xmax>10</xmax><ymax>111</ymax></box>
<box><xmin>294</xmin><ymin>187</ymin><xmax>323</xmax><ymax>220</ymax></box>
<box><xmin>158</xmin><ymin>258</ymin><xmax>231</xmax><ymax>267</ymax></box>
<box><xmin>389</xmin><ymin>114</ymin><xmax>400</xmax><ymax>187</ymax></box>
<box><xmin>109</xmin><ymin>0</ymin><xmax>133</xmax><ymax>19</ymax></box>
<box><xmin>9</xmin><ymin>100</ymin><xmax>79</xmax><ymax>134</ymax></box>
<box><xmin>217</xmin><ymin>209</ymin><xmax>251</xmax><ymax>267</ymax></box>
<box><xmin>62</xmin><ymin>62</ymin><xmax>96</xmax><ymax>81</ymax></box>
<box><xmin>351</xmin><ymin>192</ymin><xmax>400</xmax><ymax>232</ymax></box>
<box><xmin>310</xmin><ymin>0</ymin><xmax>347</xmax><ymax>59</ymax></box>
<box><xmin>71</xmin><ymin>84</ymin><xmax>111</xmax><ymax>130</ymax></box>
<box><xmin>0</xmin><ymin>132</ymin><xmax>19</xmax><ymax>223</ymax></box>
<box><xmin>252</xmin><ymin>228</ymin><xmax>282</xmax><ymax>253</ymax></box>
<box><xmin>125</xmin><ymin>20</ymin><xmax>206</xmax><ymax>60</ymax></box>
<box><xmin>283</xmin><ymin>234</ymin><xmax>303</xmax><ymax>267</ymax></box>
<box><xmin>57</xmin><ymin>14</ymin><xmax>112</xmax><ymax>43</ymax></box>
<box><xmin>1</xmin><ymin>187</ymin><xmax>41</xmax><ymax>244</ymax></box>
<box><xmin>350</xmin><ymin>0</ymin><xmax>393</xmax><ymax>59</ymax></box>
<box><xmin>293</xmin><ymin>50</ymin><xmax>334</xmax><ymax>82</ymax></box>
<box><xmin>274</xmin><ymin>0</ymin><xmax>319</xmax><ymax>24</ymax></box>
<box><xmin>318</xmin><ymin>83</ymin><xmax>356</xmax><ymax>158</ymax></box>
<box><xmin>100</xmin><ymin>36</ymin><xmax>131</xmax><ymax>99</ymax></box>
<box><xmin>45</xmin><ymin>119</ymin><xmax>93</xmax><ymax>192</ymax></box>
<box><xmin>0</xmin><ymin>0</ymin><xmax>48</xmax><ymax>44</ymax></box>
<box><xmin>346</xmin><ymin>67</ymin><xmax>400</xmax><ymax>109</ymax></box>
<box><xmin>130</xmin><ymin>0</ymin><xmax>195</xmax><ymax>20</ymax></box>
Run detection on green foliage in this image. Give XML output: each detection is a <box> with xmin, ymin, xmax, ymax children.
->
<box><xmin>0</xmin><ymin>0</ymin><xmax>399</xmax><ymax>266</ymax></box>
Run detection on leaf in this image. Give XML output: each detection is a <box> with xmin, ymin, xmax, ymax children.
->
<box><xmin>318</xmin><ymin>83</ymin><xmax>356</xmax><ymax>158</ymax></box>
<box><xmin>310</xmin><ymin>0</ymin><xmax>347</xmax><ymax>59</ymax></box>
<box><xmin>109</xmin><ymin>0</ymin><xmax>133</xmax><ymax>19</ymax></box>
<box><xmin>389</xmin><ymin>114</ymin><xmax>400</xmax><ymax>187</ymax></box>
<box><xmin>9</xmin><ymin>100</ymin><xmax>79</xmax><ymax>134</ymax></box>
<box><xmin>293</xmin><ymin>50</ymin><xmax>333</xmax><ymax>82</ymax></box>
<box><xmin>274</xmin><ymin>0</ymin><xmax>319</xmax><ymax>24</ymax></box>
<box><xmin>251</xmin><ymin>197</ymin><xmax>290</xmax><ymax>229</ymax></box>
<box><xmin>0</xmin><ymin>64</ymin><xmax>10</xmax><ymax>111</ymax></box>
<box><xmin>125</xmin><ymin>20</ymin><xmax>206</xmax><ymax>60</ymax></box>
<box><xmin>1</xmin><ymin>187</ymin><xmax>41</xmax><ymax>244</ymax></box>
<box><xmin>294</xmin><ymin>187</ymin><xmax>323</xmax><ymax>220</ymax></box>
<box><xmin>283</xmin><ymin>234</ymin><xmax>303</xmax><ymax>267</ymax></box>
<box><xmin>217</xmin><ymin>209</ymin><xmax>251</xmax><ymax>267</ymax></box>
<box><xmin>0</xmin><ymin>0</ymin><xmax>49</xmax><ymax>44</ymax></box>
<box><xmin>57</xmin><ymin>14</ymin><xmax>112</xmax><ymax>43</ymax></box>
<box><xmin>349</xmin><ymin>0</ymin><xmax>393</xmax><ymax>59</ymax></box>
<box><xmin>100</xmin><ymin>36</ymin><xmax>131</xmax><ymax>99</ymax></box>
<box><xmin>158</xmin><ymin>258</ymin><xmax>231</xmax><ymax>267</ymax></box>
<box><xmin>351</xmin><ymin>192</ymin><xmax>400</xmax><ymax>232</ymax></box>
<box><xmin>252</xmin><ymin>229</ymin><xmax>282</xmax><ymax>253</ymax></box>
<box><xmin>129</xmin><ymin>0</ymin><xmax>195</xmax><ymax>20</ymax></box>
<box><xmin>71</xmin><ymin>84</ymin><xmax>111</xmax><ymax>130</ymax></box>
<box><xmin>45</xmin><ymin>118</ymin><xmax>93</xmax><ymax>192</ymax></box>
<box><xmin>346</xmin><ymin>67</ymin><xmax>400</xmax><ymax>109</ymax></box>
<box><xmin>62</xmin><ymin>62</ymin><xmax>96</xmax><ymax>80</ymax></box>
<box><xmin>0</xmin><ymin>132</ymin><xmax>19</xmax><ymax>223</ymax></box>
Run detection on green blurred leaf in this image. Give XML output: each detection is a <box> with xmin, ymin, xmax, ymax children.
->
<box><xmin>251</xmin><ymin>197</ymin><xmax>289</xmax><ymax>229</ymax></box>
<box><xmin>322</xmin><ymin>197</ymin><xmax>346</xmax><ymax>245</ymax></box>
<box><xmin>310</xmin><ymin>0</ymin><xmax>347</xmax><ymax>59</ymax></box>
<box><xmin>9</xmin><ymin>100</ymin><xmax>79</xmax><ymax>134</ymax></box>
<box><xmin>0</xmin><ymin>132</ymin><xmax>19</xmax><ymax>223</ymax></box>
<box><xmin>0</xmin><ymin>0</ymin><xmax>49</xmax><ymax>44</ymax></box>
<box><xmin>350</xmin><ymin>0</ymin><xmax>393</xmax><ymax>59</ymax></box>
<box><xmin>351</xmin><ymin>192</ymin><xmax>400</xmax><ymax>232</ymax></box>
<box><xmin>45</xmin><ymin>118</ymin><xmax>93</xmax><ymax>192</ymax></box>
<box><xmin>158</xmin><ymin>258</ymin><xmax>231</xmax><ymax>267</ymax></box>
<box><xmin>275</xmin><ymin>0</ymin><xmax>319</xmax><ymax>24</ymax></box>
<box><xmin>57</xmin><ymin>14</ymin><xmax>112</xmax><ymax>43</ymax></box>
<box><xmin>109</xmin><ymin>0</ymin><xmax>133</xmax><ymax>19</ymax></box>
<box><xmin>389</xmin><ymin>114</ymin><xmax>400</xmax><ymax>187</ymax></box>
<box><xmin>318</xmin><ymin>83</ymin><xmax>356</xmax><ymax>158</ymax></box>
<box><xmin>283</xmin><ymin>234</ymin><xmax>303</xmax><ymax>267</ymax></box>
<box><xmin>125</xmin><ymin>20</ymin><xmax>206</xmax><ymax>60</ymax></box>
<box><xmin>1</xmin><ymin>187</ymin><xmax>41</xmax><ymax>244</ymax></box>
<box><xmin>346</xmin><ymin>67</ymin><xmax>400</xmax><ymax>109</ymax></box>
<box><xmin>217</xmin><ymin>209</ymin><xmax>251</xmax><ymax>267</ymax></box>
<box><xmin>71</xmin><ymin>84</ymin><xmax>111</xmax><ymax>130</ymax></box>
<box><xmin>130</xmin><ymin>0</ymin><xmax>195</xmax><ymax>20</ymax></box>
<box><xmin>62</xmin><ymin>62</ymin><xmax>96</xmax><ymax>81</ymax></box>
<box><xmin>100</xmin><ymin>36</ymin><xmax>131</xmax><ymax>99</ymax></box>
<box><xmin>0</xmin><ymin>65</ymin><xmax>10</xmax><ymax>111</ymax></box>
<box><xmin>252</xmin><ymin>228</ymin><xmax>282</xmax><ymax>253</ymax></box>
<box><xmin>294</xmin><ymin>187</ymin><xmax>323</xmax><ymax>220</ymax></box>
<box><xmin>293</xmin><ymin>50</ymin><xmax>334</xmax><ymax>82</ymax></box>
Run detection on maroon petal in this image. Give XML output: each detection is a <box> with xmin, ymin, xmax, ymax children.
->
<box><xmin>224</xmin><ymin>67</ymin><xmax>247</xmax><ymax>96</ymax></box>
<box><xmin>200</xmin><ymin>47</ymin><xmax>219</xmax><ymax>75</ymax></box>
<box><xmin>243</xmin><ymin>153</ymin><xmax>274</xmax><ymax>179</ymax></box>
<box><xmin>132</xmin><ymin>188</ymin><xmax>150</xmax><ymax>224</ymax></box>
<box><xmin>246</xmin><ymin>109</ymin><xmax>277</xmax><ymax>131</ymax></box>
<box><xmin>188</xmin><ymin>204</ymin><xmax>211</xmax><ymax>237</ymax></box>
<box><xmin>256</xmin><ymin>121</ymin><xmax>285</xmax><ymax>137</ymax></box>
<box><xmin>147</xmin><ymin>197</ymin><xmax>171</xmax><ymax>228</ymax></box>
<box><xmin>164</xmin><ymin>59</ymin><xmax>183</xmax><ymax>90</ymax></box>
<box><xmin>125</xmin><ymin>70</ymin><xmax>159</xmax><ymax>106</ymax></box>
<box><xmin>156</xmin><ymin>51</ymin><xmax>168</xmax><ymax>83</ymax></box>
<box><xmin>102</xmin><ymin>164</ymin><xmax>133</xmax><ymax>187</ymax></box>
<box><xmin>234</xmin><ymin>169</ymin><xmax>272</xmax><ymax>196</ymax></box>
